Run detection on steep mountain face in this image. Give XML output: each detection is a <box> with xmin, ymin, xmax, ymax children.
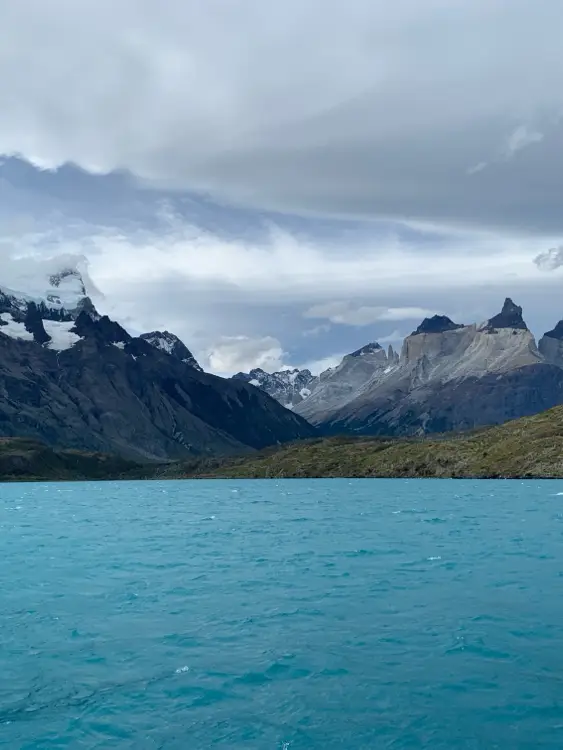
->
<box><xmin>232</xmin><ymin>342</ymin><xmax>402</xmax><ymax>415</ymax></box>
<box><xmin>140</xmin><ymin>331</ymin><xmax>202</xmax><ymax>370</ymax></box>
<box><xmin>538</xmin><ymin>320</ymin><xmax>563</xmax><ymax>367</ymax></box>
<box><xmin>294</xmin><ymin>299</ymin><xmax>563</xmax><ymax>437</ymax></box>
<box><xmin>232</xmin><ymin>367</ymin><xmax>315</xmax><ymax>409</ymax></box>
<box><xmin>0</xmin><ymin>272</ymin><xmax>315</xmax><ymax>460</ymax></box>
<box><xmin>295</xmin><ymin>343</ymin><xmax>399</xmax><ymax>424</ymax></box>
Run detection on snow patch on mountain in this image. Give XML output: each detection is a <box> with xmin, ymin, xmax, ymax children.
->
<box><xmin>0</xmin><ymin>313</ymin><xmax>34</xmax><ymax>341</ymax></box>
<box><xmin>43</xmin><ymin>320</ymin><xmax>83</xmax><ymax>351</ymax></box>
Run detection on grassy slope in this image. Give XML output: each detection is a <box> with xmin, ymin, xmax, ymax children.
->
<box><xmin>0</xmin><ymin>437</ymin><xmax>150</xmax><ymax>481</ymax></box>
<box><xmin>166</xmin><ymin>405</ymin><xmax>563</xmax><ymax>479</ymax></box>
<box><xmin>4</xmin><ymin>404</ymin><xmax>563</xmax><ymax>481</ymax></box>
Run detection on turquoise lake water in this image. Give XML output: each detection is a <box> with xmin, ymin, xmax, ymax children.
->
<box><xmin>2</xmin><ymin>479</ymin><xmax>563</xmax><ymax>748</ymax></box>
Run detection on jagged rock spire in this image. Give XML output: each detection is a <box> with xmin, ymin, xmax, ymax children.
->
<box><xmin>485</xmin><ymin>298</ymin><xmax>527</xmax><ymax>331</ymax></box>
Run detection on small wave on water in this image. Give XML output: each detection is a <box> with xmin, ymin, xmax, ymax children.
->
<box><xmin>0</xmin><ymin>665</ymin><xmax>191</xmax><ymax>726</ymax></box>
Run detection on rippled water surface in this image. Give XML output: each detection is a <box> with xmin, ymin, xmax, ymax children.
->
<box><xmin>2</xmin><ymin>479</ymin><xmax>563</xmax><ymax>748</ymax></box>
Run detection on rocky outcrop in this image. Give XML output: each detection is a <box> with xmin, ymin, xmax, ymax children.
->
<box><xmin>387</xmin><ymin>345</ymin><xmax>399</xmax><ymax>364</ymax></box>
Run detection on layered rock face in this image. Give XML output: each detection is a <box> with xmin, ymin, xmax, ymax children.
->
<box><xmin>0</xmin><ymin>271</ymin><xmax>315</xmax><ymax>461</ymax></box>
<box><xmin>293</xmin><ymin>299</ymin><xmax>563</xmax><ymax>437</ymax></box>
<box><xmin>538</xmin><ymin>321</ymin><xmax>563</xmax><ymax>367</ymax></box>
<box><xmin>233</xmin><ymin>343</ymin><xmax>401</xmax><ymax>415</ymax></box>
<box><xmin>294</xmin><ymin>343</ymin><xmax>399</xmax><ymax>423</ymax></box>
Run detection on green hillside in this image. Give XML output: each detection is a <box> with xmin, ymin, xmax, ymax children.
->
<box><xmin>167</xmin><ymin>405</ymin><xmax>563</xmax><ymax>479</ymax></box>
<box><xmin>3</xmin><ymin>405</ymin><xmax>563</xmax><ymax>481</ymax></box>
<box><xmin>0</xmin><ymin>437</ymin><xmax>148</xmax><ymax>481</ymax></box>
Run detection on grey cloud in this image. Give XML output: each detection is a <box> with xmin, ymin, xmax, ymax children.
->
<box><xmin>377</xmin><ymin>330</ymin><xmax>405</xmax><ymax>344</ymax></box>
<box><xmin>534</xmin><ymin>246</ymin><xmax>563</xmax><ymax>271</ymax></box>
<box><xmin>1</xmin><ymin>1</ymin><xmax>563</xmax><ymax>231</ymax></box>
<box><xmin>302</xmin><ymin>324</ymin><xmax>332</xmax><ymax>337</ymax></box>
<box><xmin>503</xmin><ymin>126</ymin><xmax>544</xmax><ymax>159</ymax></box>
<box><xmin>467</xmin><ymin>125</ymin><xmax>544</xmax><ymax>175</ymax></box>
<box><xmin>304</xmin><ymin>301</ymin><xmax>439</xmax><ymax>326</ymax></box>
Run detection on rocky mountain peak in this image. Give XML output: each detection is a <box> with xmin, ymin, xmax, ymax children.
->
<box><xmin>0</xmin><ymin>262</ymin><xmax>94</xmax><ymax>331</ymax></box>
<box><xmin>387</xmin><ymin>344</ymin><xmax>399</xmax><ymax>363</ymax></box>
<box><xmin>412</xmin><ymin>315</ymin><xmax>464</xmax><ymax>335</ymax></box>
<box><xmin>543</xmin><ymin>320</ymin><xmax>563</xmax><ymax>341</ymax></box>
<box><xmin>483</xmin><ymin>298</ymin><xmax>527</xmax><ymax>331</ymax></box>
<box><xmin>140</xmin><ymin>331</ymin><xmax>202</xmax><ymax>370</ymax></box>
<box><xmin>232</xmin><ymin>366</ymin><xmax>316</xmax><ymax>409</ymax></box>
<box><xmin>72</xmin><ymin>311</ymin><xmax>131</xmax><ymax>347</ymax></box>
<box><xmin>349</xmin><ymin>342</ymin><xmax>383</xmax><ymax>357</ymax></box>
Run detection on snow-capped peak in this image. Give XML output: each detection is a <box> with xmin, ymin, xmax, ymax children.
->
<box><xmin>0</xmin><ymin>255</ymin><xmax>93</xmax><ymax>318</ymax></box>
<box><xmin>232</xmin><ymin>366</ymin><xmax>316</xmax><ymax>409</ymax></box>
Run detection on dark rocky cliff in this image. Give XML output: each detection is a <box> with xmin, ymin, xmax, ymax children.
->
<box><xmin>0</xmin><ymin>310</ymin><xmax>315</xmax><ymax>461</ymax></box>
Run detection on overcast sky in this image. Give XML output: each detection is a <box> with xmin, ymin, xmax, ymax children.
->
<box><xmin>1</xmin><ymin>0</ymin><xmax>563</xmax><ymax>375</ymax></box>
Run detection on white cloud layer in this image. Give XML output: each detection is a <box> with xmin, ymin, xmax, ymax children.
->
<box><xmin>2</xmin><ymin>1</ymin><xmax>563</xmax><ymax>230</ymax></box>
<box><xmin>304</xmin><ymin>301</ymin><xmax>439</xmax><ymax>326</ymax></box>
<box><xmin>2</xmin><ymin>0</ymin><xmax>563</xmax><ymax>376</ymax></box>
<box><xmin>2</xmin><ymin>217</ymin><xmax>563</xmax><ymax>373</ymax></box>
<box><xmin>206</xmin><ymin>335</ymin><xmax>285</xmax><ymax>376</ymax></box>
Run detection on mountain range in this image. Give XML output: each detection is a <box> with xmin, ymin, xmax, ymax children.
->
<box><xmin>0</xmin><ymin>268</ymin><xmax>314</xmax><ymax>461</ymax></box>
<box><xmin>2</xmin><ymin>265</ymin><xmax>563</xmax><ymax>461</ymax></box>
<box><xmin>235</xmin><ymin>298</ymin><xmax>563</xmax><ymax>437</ymax></box>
